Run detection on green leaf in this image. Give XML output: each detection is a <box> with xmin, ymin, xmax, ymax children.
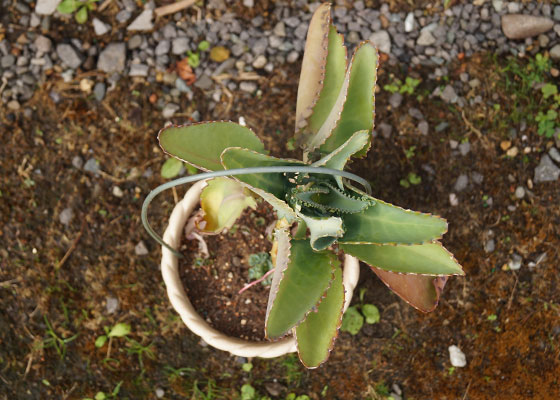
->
<box><xmin>240</xmin><ymin>384</ymin><xmax>256</xmax><ymax>400</ymax></box>
<box><xmin>541</xmin><ymin>83</ymin><xmax>558</xmax><ymax>99</ymax></box>
<box><xmin>306</xmin><ymin>25</ymin><xmax>347</xmax><ymax>137</ymax></box>
<box><xmin>57</xmin><ymin>0</ymin><xmax>78</xmax><ymax>14</ymax></box>
<box><xmin>221</xmin><ymin>147</ymin><xmax>304</xmax><ymax>199</ymax></box>
<box><xmin>108</xmin><ymin>323</ymin><xmax>131</xmax><ymax>338</ymax></box>
<box><xmin>298</xmin><ymin>213</ymin><xmax>344</xmax><ymax>251</ymax></box>
<box><xmin>199</xmin><ymin>178</ymin><xmax>257</xmax><ymax>233</ymax></box>
<box><xmin>198</xmin><ymin>40</ymin><xmax>210</xmax><ymax>51</ymax></box>
<box><xmin>295</xmin><ymin>3</ymin><xmax>332</xmax><ymax>135</ymax></box>
<box><xmin>370</xmin><ymin>267</ymin><xmax>448</xmax><ymax>312</ymax></box>
<box><xmin>362</xmin><ymin>304</ymin><xmax>380</xmax><ymax>324</ymax></box>
<box><xmin>340</xmin><ymin>305</ymin><xmax>363</xmax><ymax>335</ymax></box>
<box><xmin>160</xmin><ymin>157</ymin><xmax>183</xmax><ymax>179</ymax></box>
<box><xmin>158</xmin><ymin>122</ymin><xmax>265</xmax><ymax>171</ymax></box>
<box><xmin>75</xmin><ymin>6</ymin><xmax>88</xmax><ymax>24</ymax></box>
<box><xmin>340</xmin><ymin>199</ymin><xmax>447</xmax><ymax>244</ymax></box>
<box><xmin>312</xmin><ymin>130</ymin><xmax>370</xmax><ymax>189</ymax></box>
<box><xmin>95</xmin><ymin>335</ymin><xmax>107</xmax><ymax>348</ymax></box>
<box><xmin>295</xmin><ymin>261</ymin><xmax>344</xmax><ymax>368</ymax></box>
<box><xmin>340</xmin><ymin>242</ymin><xmax>464</xmax><ymax>275</ymax></box>
<box><xmin>94</xmin><ymin>392</ymin><xmax>106</xmax><ymax>400</ymax></box>
<box><xmin>320</xmin><ymin>42</ymin><xmax>378</xmax><ymax>155</ymax></box>
<box><xmin>294</xmin><ymin>183</ymin><xmax>370</xmax><ymax>214</ymax></box>
<box><xmin>241</xmin><ymin>362</ymin><xmax>253</xmax><ymax>372</ymax></box>
<box><xmin>265</xmin><ymin>240</ymin><xmax>336</xmax><ymax>339</ymax></box>
<box><xmin>245</xmin><ymin>185</ymin><xmax>297</xmax><ymax>223</ymax></box>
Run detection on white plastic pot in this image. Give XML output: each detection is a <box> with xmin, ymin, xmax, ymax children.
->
<box><xmin>160</xmin><ymin>180</ymin><xmax>360</xmax><ymax>358</ymax></box>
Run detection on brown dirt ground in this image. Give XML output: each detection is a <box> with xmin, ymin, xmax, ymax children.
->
<box><xmin>1</xmin><ymin>17</ymin><xmax>560</xmax><ymax>400</ymax></box>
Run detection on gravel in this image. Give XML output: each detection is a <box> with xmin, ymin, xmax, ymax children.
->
<box><xmin>97</xmin><ymin>43</ymin><xmax>126</xmax><ymax>73</ymax></box>
<box><xmin>84</xmin><ymin>158</ymin><xmax>100</xmax><ymax>175</ymax></box>
<box><xmin>369</xmin><ymin>30</ymin><xmax>391</xmax><ymax>54</ymax></box>
<box><xmin>135</xmin><ymin>241</ymin><xmax>149</xmax><ymax>256</ymax></box>
<box><xmin>389</xmin><ymin>92</ymin><xmax>403</xmax><ymax>108</ymax></box>
<box><xmin>534</xmin><ymin>155</ymin><xmax>560</xmax><ymax>183</ymax></box>
<box><xmin>454</xmin><ymin>174</ymin><xmax>469</xmax><ymax>192</ymax></box>
<box><xmin>56</xmin><ymin>44</ymin><xmax>83</xmax><ymax>69</ymax></box>
<box><xmin>548</xmin><ymin>147</ymin><xmax>560</xmax><ymax>163</ymax></box>
<box><xmin>59</xmin><ymin>207</ymin><xmax>74</xmax><ymax>225</ymax></box>
<box><xmin>127</xmin><ymin>9</ymin><xmax>154</xmax><ymax>31</ymax></box>
<box><xmin>93</xmin><ymin>82</ymin><xmax>106</xmax><ymax>101</ymax></box>
<box><xmin>93</xmin><ymin>18</ymin><xmax>111</xmax><ymax>36</ymax></box>
<box><xmin>448</xmin><ymin>345</ymin><xmax>467</xmax><ymax>367</ymax></box>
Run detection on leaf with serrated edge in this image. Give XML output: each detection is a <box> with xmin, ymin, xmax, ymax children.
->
<box><xmin>158</xmin><ymin>121</ymin><xmax>265</xmax><ymax>171</ymax></box>
<box><xmin>295</xmin><ymin>260</ymin><xmax>344</xmax><ymax>368</ymax></box>
<box><xmin>340</xmin><ymin>242</ymin><xmax>464</xmax><ymax>276</ymax></box>
<box><xmin>298</xmin><ymin>213</ymin><xmax>344</xmax><ymax>251</ymax></box>
<box><xmin>340</xmin><ymin>199</ymin><xmax>447</xmax><ymax>245</ymax></box>
<box><xmin>306</xmin><ymin>25</ymin><xmax>347</xmax><ymax>137</ymax></box>
<box><xmin>199</xmin><ymin>177</ymin><xmax>257</xmax><ymax>233</ymax></box>
<box><xmin>221</xmin><ymin>147</ymin><xmax>304</xmax><ymax>199</ymax></box>
<box><xmin>312</xmin><ymin>130</ymin><xmax>369</xmax><ymax>189</ymax></box>
<box><xmin>265</xmin><ymin>239</ymin><xmax>335</xmax><ymax>339</ymax></box>
<box><xmin>295</xmin><ymin>184</ymin><xmax>369</xmax><ymax>214</ymax></box>
<box><xmin>371</xmin><ymin>267</ymin><xmax>448</xmax><ymax>312</ymax></box>
<box><xmin>320</xmin><ymin>42</ymin><xmax>378</xmax><ymax>155</ymax></box>
<box><xmin>266</xmin><ymin>228</ymin><xmax>291</xmax><ymax>331</ymax></box>
<box><xmin>295</xmin><ymin>3</ymin><xmax>331</xmax><ymax>134</ymax></box>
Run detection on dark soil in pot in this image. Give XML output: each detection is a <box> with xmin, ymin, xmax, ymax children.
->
<box><xmin>179</xmin><ymin>199</ymin><xmax>277</xmax><ymax>342</ymax></box>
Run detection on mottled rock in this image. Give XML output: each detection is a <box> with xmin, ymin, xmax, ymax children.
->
<box><xmin>550</xmin><ymin>44</ymin><xmax>560</xmax><ymax>61</ymax></box>
<box><xmin>97</xmin><ymin>43</ymin><xmax>126</xmax><ymax>73</ymax></box>
<box><xmin>448</xmin><ymin>345</ymin><xmax>467</xmax><ymax>367</ymax></box>
<box><xmin>417</xmin><ymin>30</ymin><xmax>436</xmax><ymax>46</ymax></box>
<box><xmin>34</xmin><ymin>35</ymin><xmax>52</xmax><ymax>54</ymax></box>
<box><xmin>56</xmin><ymin>44</ymin><xmax>83</xmax><ymax>69</ymax></box>
<box><xmin>369</xmin><ymin>30</ymin><xmax>391</xmax><ymax>54</ymax></box>
<box><xmin>59</xmin><ymin>207</ymin><xmax>74</xmax><ymax>225</ymax></box>
<box><xmin>93</xmin><ymin>82</ymin><xmax>106</xmax><ymax>101</ymax></box>
<box><xmin>549</xmin><ymin>147</ymin><xmax>560</xmax><ymax>163</ymax></box>
<box><xmin>389</xmin><ymin>92</ymin><xmax>403</xmax><ymax>108</ymax></box>
<box><xmin>135</xmin><ymin>240</ymin><xmax>149</xmax><ymax>256</ymax></box>
<box><xmin>454</xmin><ymin>174</ymin><xmax>468</xmax><ymax>192</ymax></box>
<box><xmin>534</xmin><ymin>154</ymin><xmax>560</xmax><ymax>182</ymax></box>
<box><xmin>501</xmin><ymin>14</ymin><xmax>554</xmax><ymax>39</ymax></box>
<box><xmin>35</xmin><ymin>0</ymin><xmax>61</xmax><ymax>15</ymax></box>
<box><xmin>127</xmin><ymin>9</ymin><xmax>154</xmax><ymax>31</ymax></box>
<box><xmin>93</xmin><ymin>18</ymin><xmax>110</xmax><ymax>36</ymax></box>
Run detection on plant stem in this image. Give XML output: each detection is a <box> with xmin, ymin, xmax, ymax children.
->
<box><xmin>238</xmin><ymin>268</ymin><xmax>275</xmax><ymax>294</ymax></box>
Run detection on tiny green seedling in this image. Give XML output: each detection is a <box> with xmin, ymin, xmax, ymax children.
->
<box><xmin>57</xmin><ymin>0</ymin><xmax>99</xmax><ymax>24</ymax></box>
<box><xmin>341</xmin><ymin>288</ymin><xmax>380</xmax><ymax>335</ymax></box>
<box><xmin>143</xmin><ymin>2</ymin><xmax>463</xmax><ymax>368</ymax></box>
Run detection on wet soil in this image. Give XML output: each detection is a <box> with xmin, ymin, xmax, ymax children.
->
<box><xmin>1</xmin><ymin>42</ymin><xmax>559</xmax><ymax>400</ymax></box>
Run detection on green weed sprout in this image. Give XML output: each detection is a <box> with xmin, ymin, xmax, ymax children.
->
<box><xmin>57</xmin><ymin>0</ymin><xmax>99</xmax><ymax>24</ymax></box>
<box><xmin>142</xmin><ymin>3</ymin><xmax>463</xmax><ymax>368</ymax></box>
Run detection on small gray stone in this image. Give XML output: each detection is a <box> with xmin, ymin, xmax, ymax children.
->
<box><xmin>408</xmin><ymin>108</ymin><xmax>424</xmax><ymax>120</ymax></box>
<box><xmin>162</xmin><ymin>103</ymin><xmax>180</xmax><ymax>118</ymax></box>
<box><xmin>550</xmin><ymin>44</ymin><xmax>560</xmax><ymax>61</ymax></box>
<box><xmin>112</xmin><ymin>186</ymin><xmax>124</xmax><ymax>198</ymax></box>
<box><xmin>72</xmin><ymin>155</ymin><xmax>83</xmax><ymax>169</ymax></box>
<box><xmin>106</xmin><ymin>296</ymin><xmax>119</xmax><ymax>314</ymax></box>
<box><xmin>127</xmin><ymin>9</ymin><xmax>154</xmax><ymax>31</ymax></box>
<box><xmin>30</xmin><ymin>13</ymin><xmax>41</xmax><ymax>27</ymax></box>
<box><xmin>492</xmin><ymin>0</ymin><xmax>503</xmax><ymax>12</ymax></box>
<box><xmin>389</xmin><ymin>92</ymin><xmax>403</xmax><ymax>108</ymax></box>
<box><xmin>449</xmin><ymin>193</ymin><xmax>459</xmax><ymax>206</ymax></box>
<box><xmin>1</xmin><ymin>55</ymin><xmax>15</xmax><ymax>68</ymax></box>
<box><xmin>534</xmin><ymin>154</ymin><xmax>560</xmax><ymax>182</ymax></box>
<box><xmin>287</xmin><ymin>51</ymin><xmax>299</xmax><ymax>63</ymax></box>
<box><xmin>507</xmin><ymin>2</ymin><xmax>520</xmax><ymax>13</ymax></box>
<box><xmin>548</xmin><ymin>147</ymin><xmax>560</xmax><ymax>163</ymax></box>
<box><xmin>56</xmin><ymin>44</ymin><xmax>83</xmax><ymax>69</ymax></box>
<box><xmin>369</xmin><ymin>30</ymin><xmax>391</xmax><ymax>54</ymax></box>
<box><xmin>93</xmin><ymin>82</ymin><xmax>106</xmax><ymax>101</ymax></box>
<box><xmin>240</xmin><ymin>81</ymin><xmax>257</xmax><ymax>93</ymax></box>
<box><xmin>404</xmin><ymin>12</ymin><xmax>415</xmax><ymax>32</ymax></box>
<box><xmin>97</xmin><ymin>43</ymin><xmax>126</xmax><ymax>73</ymax></box>
<box><xmin>59</xmin><ymin>208</ymin><xmax>74</xmax><ymax>225</ymax></box>
<box><xmin>502</xmin><ymin>14</ymin><xmax>554</xmax><ymax>39</ymax></box>
<box><xmin>155</xmin><ymin>388</ymin><xmax>165</xmax><ymax>399</ymax></box>
<box><xmin>84</xmin><ymin>158</ymin><xmax>100</xmax><ymax>175</ymax></box>
<box><xmin>378</xmin><ymin>122</ymin><xmax>393</xmax><ymax>138</ymax></box>
<box><xmin>252</xmin><ymin>55</ymin><xmax>267</xmax><ymax>69</ymax></box>
<box><xmin>435</xmin><ymin>122</ymin><xmax>449</xmax><ymax>132</ymax></box>
<box><xmin>417</xmin><ymin>30</ymin><xmax>436</xmax><ymax>46</ymax></box>
<box><xmin>194</xmin><ymin>74</ymin><xmax>213</xmax><ymax>90</ymax></box>
<box><xmin>172</xmin><ymin>37</ymin><xmax>189</xmax><ymax>55</ymax></box>
<box><xmin>454</xmin><ymin>174</ymin><xmax>469</xmax><ymax>192</ymax></box>
<box><xmin>243</xmin><ymin>0</ymin><xmax>253</xmax><ymax>7</ymax></box>
<box><xmin>155</xmin><ymin>40</ymin><xmax>170</xmax><ymax>56</ymax></box>
<box><xmin>93</xmin><ymin>18</ymin><xmax>110</xmax><ymax>36</ymax></box>
<box><xmin>458</xmin><ymin>141</ymin><xmax>471</xmax><ymax>156</ymax></box>
<box><xmin>35</xmin><ymin>0</ymin><xmax>61</xmax><ymax>15</ymax></box>
<box><xmin>440</xmin><ymin>85</ymin><xmax>458</xmax><ymax>104</ymax></box>
<box><xmin>508</xmin><ymin>254</ymin><xmax>522</xmax><ymax>270</ymax></box>
<box><xmin>418</xmin><ymin>120</ymin><xmax>429</xmax><ymax>136</ymax></box>
<box><xmin>135</xmin><ymin>241</ymin><xmax>149</xmax><ymax>256</ymax></box>
<box><xmin>128</xmin><ymin>35</ymin><xmax>143</xmax><ymax>50</ymax></box>
<box><xmin>34</xmin><ymin>35</ymin><xmax>52</xmax><ymax>54</ymax></box>
<box><xmin>484</xmin><ymin>239</ymin><xmax>495</xmax><ymax>253</ymax></box>
<box><xmin>116</xmin><ymin>10</ymin><xmax>132</xmax><ymax>23</ymax></box>
<box><xmin>554</xmin><ymin>6</ymin><xmax>560</xmax><ymax>21</ymax></box>
<box><xmin>129</xmin><ymin>63</ymin><xmax>149</xmax><ymax>77</ymax></box>
<box><xmin>7</xmin><ymin>100</ymin><xmax>20</xmax><ymax>111</ymax></box>
<box><xmin>273</xmin><ymin>21</ymin><xmax>286</xmax><ymax>37</ymax></box>
<box><xmin>514</xmin><ymin>186</ymin><xmax>525</xmax><ymax>199</ymax></box>
<box><xmin>162</xmin><ymin>24</ymin><xmax>177</xmax><ymax>39</ymax></box>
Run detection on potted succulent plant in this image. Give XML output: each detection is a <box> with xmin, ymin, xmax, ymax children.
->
<box><xmin>142</xmin><ymin>3</ymin><xmax>463</xmax><ymax>368</ymax></box>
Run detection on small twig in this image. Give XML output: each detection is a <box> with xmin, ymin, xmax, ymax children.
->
<box><xmin>61</xmin><ymin>382</ymin><xmax>78</xmax><ymax>400</ymax></box>
<box><xmin>0</xmin><ymin>278</ymin><xmax>19</xmax><ymax>287</ymax></box>
<box><xmin>506</xmin><ymin>272</ymin><xmax>519</xmax><ymax>311</ymax></box>
<box><xmin>172</xmin><ymin>186</ymin><xmax>179</xmax><ymax>204</ymax></box>
<box><xmin>98</xmin><ymin>0</ymin><xmax>115</xmax><ymax>12</ymax></box>
<box><xmin>98</xmin><ymin>169</ymin><xmax>127</xmax><ymax>184</ymax></box>
<box><xmin>238</xmin><ymin>268</ymin><xmax>275</xmax><ymax>294</ymax></box>
<box><xmin>23</xmin><ymin>354</ymin><xmax>33</xmax><ymax>379</ymax></box>
<box><xmin>155</xmin><ymin>0</ymin><xmax>196</xmax><ymax>18</ymax></box>
<box><xmin>56</xmin><ymin>221</ymin><xmax>85</xmax><ymax>269</ymax></box>
<box><xmin>462</xmin><ymin>379</ymin><xmax>472</xmax><ymax>400</ymax></box>
<box><xmin>461</xmin><ymin>110</ymin><xmax>482</xmax><ymax>139</ymax></box>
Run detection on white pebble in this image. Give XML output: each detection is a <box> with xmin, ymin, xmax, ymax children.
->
<box><xmin>449</xmin><ymin>193</ymin><xmax>459</xmax><ymax>206</ymax></box>
<box><xmin>112</xmin><ymin>186</ymin><xmax>124</xmax><ymax>198</ymax></box>
<box><xmin>155</xmin><ymin>388</ymin><xmax>165</xmax><ymax>398</ymax></box>
<box><xmin>448</xmin><ymin>345</ymin><xmax>467</xmax><ymax>367</ymax></box>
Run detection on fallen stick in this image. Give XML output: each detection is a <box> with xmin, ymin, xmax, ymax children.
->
<box><xmin>155</xmin><ymin>0</ymin><xmax>196</xmax><ymax>18</ymax></box>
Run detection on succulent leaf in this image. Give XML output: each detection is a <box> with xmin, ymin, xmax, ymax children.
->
<box><xmin>295</xmin><ymin>3</ymin><xmax>331</xmax><ymax>135</ymax></box>
<box><xmin>265</xmin><ymin>239</ymin><xmax>336</xmax><ymax>339</ymax></box>
<box><xmin>199</xmin><ymin>178</ymin><xmax>257</xmax><ymax>233</ymax></box>
<box><xmin>340</xmin><ymin>199</ymin><xmax>447</xmax><ymax>245</ymax></box>
<box><xmin>340</xmin><ymin>242</ymin><xmax>464</xmax><ymax>276</ymax></box>
<box><xmin>370</xmin><ymin>267</ymin><xmax>449</xmax><ymax>312</ymax></box>
<box><xmin>319</xmin><ymin>42</ymin><xmax>378</xmax><ymax>155</ymax></box>
<box><xmin>295</xmin><ymin>261</ymin><xmax>344</xmax><ymax>368</ymax></box>
<box><xmin>220</xmin><ymin>147</ymin><xmax>304</xmax><ymax>199</ymax></box>
<box><xmin>294</xmin><ymin>182</ymin><xmax>370</xmax><ymax>214</ymax></box>
<box><xmin>297</xmin><ymin>213</ymin><xmax>344</xmax><ymax>251</ymax></box>
<box><xmin>305</xmin><ymin>25</ymin><xmax>347</xmax><ymax>139</ymax></box>
<box><xmin>158</xmin><ymin>122</ymin><xmax>265</xmax><ymax>171</ymax></box>
<box><xmin>246</xmin><ymin>185</ymin><xmax>297</xmax><ymax>223</ymax></box>
<box><xmin>312</xmin><ymin>130</ymin><xmax>370</xmax><ymax>189</ymax></box>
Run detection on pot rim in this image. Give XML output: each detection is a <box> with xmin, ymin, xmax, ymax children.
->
<box><xmin>160</xmin><ymin>180</ymin><xmax>360</xmax><ymax>358</ymax></box>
